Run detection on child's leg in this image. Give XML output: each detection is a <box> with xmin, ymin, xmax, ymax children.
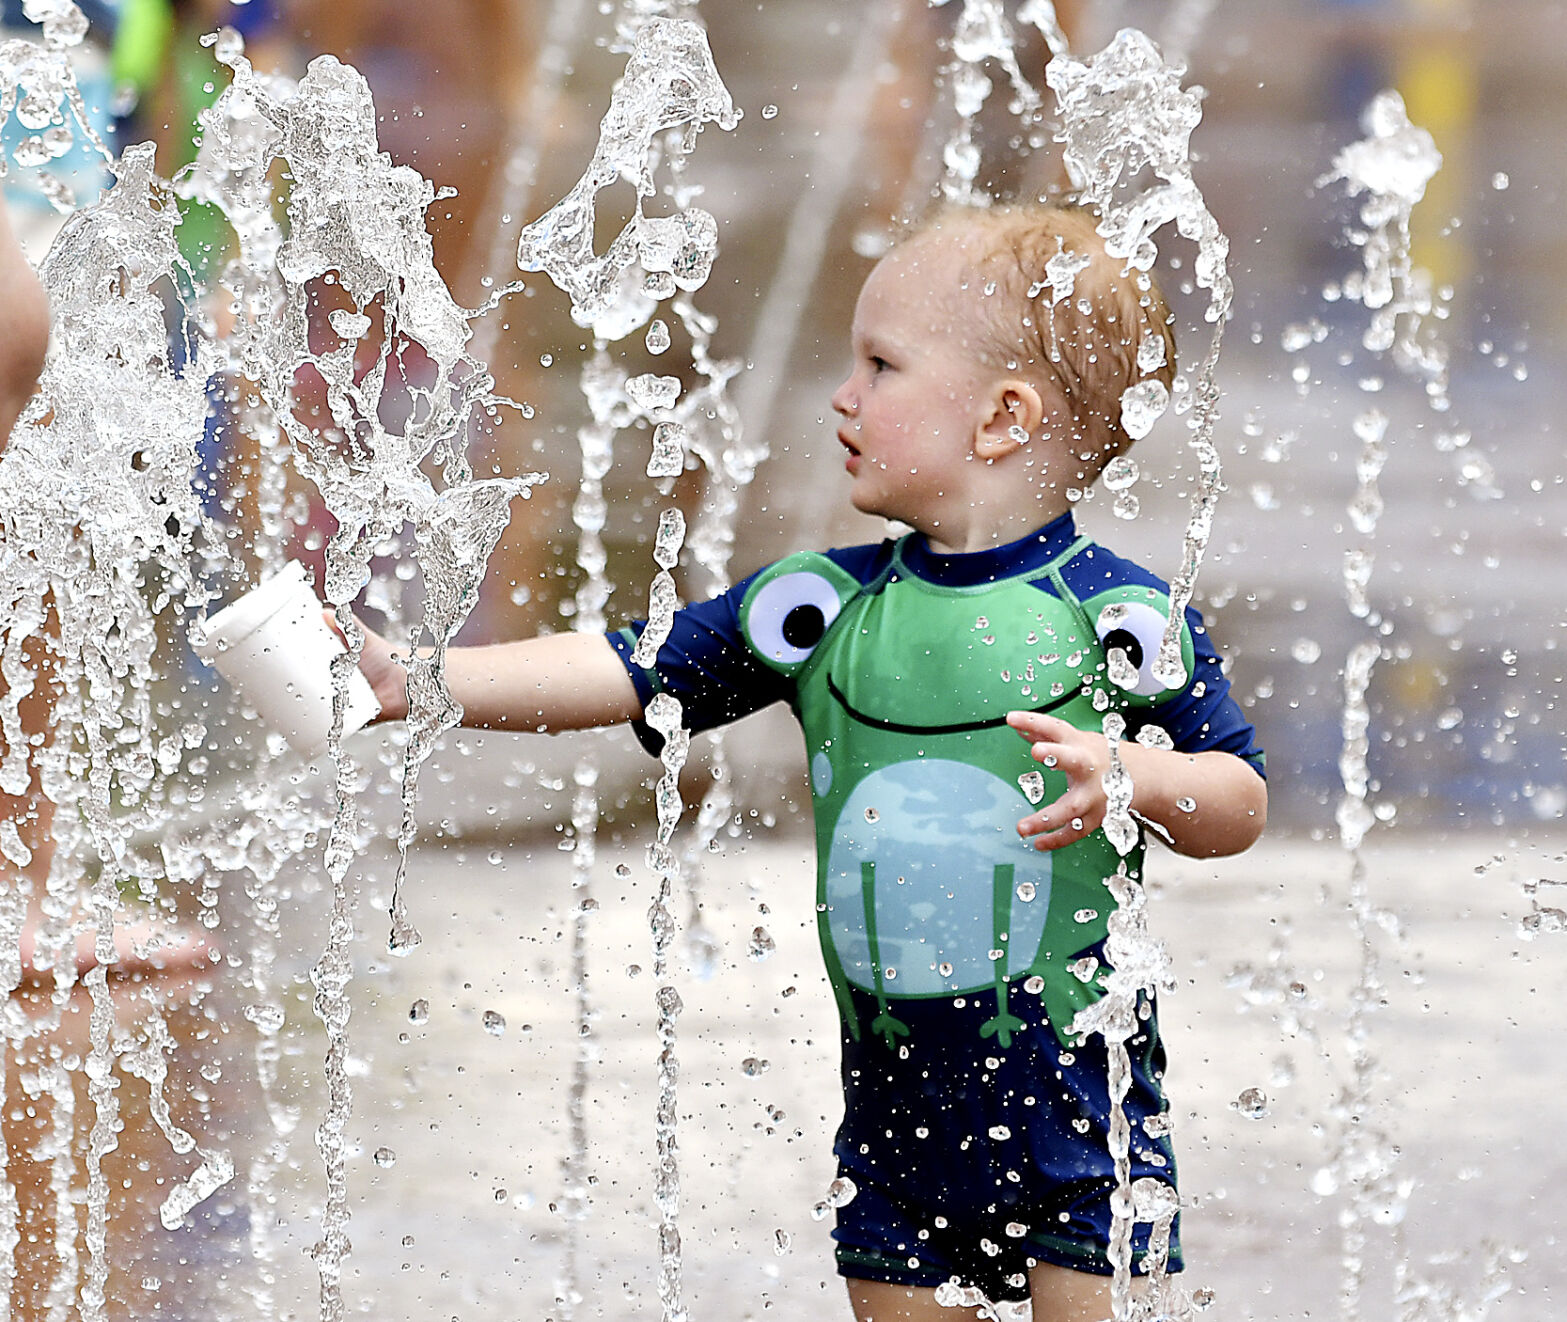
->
<box><xmin>848</xmin><ymin>1266</ymin><xmax>1148</xmax><ymax>1322</ymax></box>
<box><xmin>1026</xmin><ymin>1261</ymin><xmax>1151</xmax><ymax>1322</ymax></box>
<box><xmin>846</xmin><ymin>1278</ymin><xmax>955</xmax><ymax>1321</ymax></box>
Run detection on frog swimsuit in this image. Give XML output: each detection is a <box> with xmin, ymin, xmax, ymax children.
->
<box><xmin>610</xmin><ymin>511</ymin><xmax>1264</xmax><ymax>1293</ymax></box>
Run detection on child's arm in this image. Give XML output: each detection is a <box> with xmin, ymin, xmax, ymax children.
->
<box><xmin>1006</xmin><ymin>710</ymin><xmax>1267</xmax><ymax>859</ymax></box>
<box><xmin>355</xmin><ymin>621</ymin><xmax>643</xmax><ymax>733</ymax></box>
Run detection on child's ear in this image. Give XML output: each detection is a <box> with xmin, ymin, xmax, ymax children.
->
<box><xmin>973</xmin><ymin>379</ymin><xmax>1046</xmax><ymax>462</ymax></box>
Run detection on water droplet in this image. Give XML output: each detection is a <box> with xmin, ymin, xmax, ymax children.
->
<box><xmin>761</xmin><ymin>103</ymin><xmax>779</xmax><ymax>120</ymax></box>
<box><xmin>1023</xmin><ymin>975</ymin><xmax>1045</xmax><ymax>995</ymax></box>
<box><xmin>626</xmin><ymin>372</ymin><xmax>682</xmax><ymax>411</ymax></box>
<box><xmin>1073</xmin><ymin>908</ymin><xmax>1098</xmax><ymax>924</ymax></box>
<box><xmin>1232</xmin><ymin>1087</ymin><xmax>1269</xmax><ymax>1119</ymax></box>
<box><xmin>1102</xmin><ymin>455</ymin><xmax>1139</xmax><ymax>491</ymax></box>
<box><xmin>938</xmin><ymin>961</ymin><xmax>954</xmax><ymax>978</ymax></box>
<box><xmin>243</xmin><ymin>1003</ymin><xmax>286</xmax><ymax>1035</ymax></box>
<box><xmin>1005</xmin><ymin>1221</ymin><xmax>1027</xmax><ymax>1238</ymax></box>
<box><xmin>741</xmin><ymin>1057</ymin><xmax>770</xmax><ymax>1077</ymax></box>
<box><xmin>1017</xmin><ymin>771</ymin><xmax>1045</xmax><ymax>804</ymax></box>
<box><xmin>988</xmin><ymin>1125</ymin><xmax>1012</xmax><ymax>1141</ymax></box>
<box><xmin>646</xmin><ymin>420</ymin><xmax>688</xmax><ymax>477</ymax></box>
<box><xmin>373</xmin><ymin>1147</ymin><xmax>397</xmax><ymax>1168</ymax></box>
<box><xmin>645</xmin><ymin>318</ymin><xmax>671</xmax><ymax>353</ymax></box>
<box><xmin>1119</xmin><ymin>379</ymin><xmax>1169</xmax><ymax>440</ymax></box>
<box><xmin>1015</xmin><ymin>881</ymin><xmax>1036</xmax><ymax>902</ymax></box>
<box><xmin>1136</xmin><ymin>332</ymin><xmax>1167</xmax><ymax>375</ymax></box>
<box><xmin>1142</xmin><ymin>1112</ymin><xmax>1173</xmax><ymax>1138</ymax></box>
<box><xmin>1068</xmin><ymin>956</ymin><xmax>1099</xmax><ymax>984</ymax></box>
<box><xmin>328</xmin><ymin>308</ymin><xmax>372</xmax><ymax>340</ymax></box>
<box><xmin>408</xmin><ymin>999</ymin><xmax>430</xmax><ymax>1025</ymax></box>
<box><xmin>748</xmin><ymin>926</ymin><xmax>776</xmax><ymax>961</ymax></box>
<box><xmin>482</xmin><ymin>1010</ymin><xmax>507</xmax><ymax>1036</ymax></box>
<box><xmin>1491</xmin><ymin>171</ymin><xmax>1510</xmax><ymax>190</ymax></box>
<box><xmin>1175</xmin><ymin>796</ymin><xmax>1197</xmax><ymax>813</ymax></box>
<box><xmin>773</xmin><ymin>1228</ymin><xmax>792</xmax><ymax>1255</ymax></box>
<box><xmin>863</xmin><ymin>806</ymin><xmax>879</xmax><ymax>823</ymax></box>
<box><xmin>1291</xmin><ymin>637</ymin><xmax>1322</xmax><ymax>664</ymax></box>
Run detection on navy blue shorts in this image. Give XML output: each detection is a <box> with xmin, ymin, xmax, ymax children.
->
<box><xmin>830</xmin><ymin>982</ymin><xmax>1181</xmax><ymax>1301</ymax></box>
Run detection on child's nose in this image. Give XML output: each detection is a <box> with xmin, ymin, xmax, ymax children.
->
<box><xmin>830</xmin><ymin>374</ymin><xmax>856</xmax><ymax>417</ymax></box>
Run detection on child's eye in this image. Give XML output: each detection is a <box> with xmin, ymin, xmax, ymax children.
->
<box><xmin>869</xmin><ymin>355</ymin><xmax>890</xmax><ymax>374</ymax></box>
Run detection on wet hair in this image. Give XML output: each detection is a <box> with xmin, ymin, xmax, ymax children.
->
<box><xmin>907</xmin><ymin>203</ymin><xmax>1178</xmax><ymax>476</ymax></box>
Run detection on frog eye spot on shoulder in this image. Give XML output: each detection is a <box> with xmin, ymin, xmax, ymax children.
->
<box><xmin>1095</xmin><ymin>599</ymin><xmax>1176</xmax><ymax>698</ymax></box>
<box><xmin>747</xmin><ymin>571</ymin><xmax>846</xmax><ymax>666</ymax></box>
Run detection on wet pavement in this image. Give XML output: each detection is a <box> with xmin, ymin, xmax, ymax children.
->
<box><xmin>250</xmin><ymin>776</ymin><xmax>1564</xmax><ymax>1321</ymax></box>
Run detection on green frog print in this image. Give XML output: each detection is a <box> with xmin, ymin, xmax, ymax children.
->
<box><xmin>738</xmin><ymin>540</ymin><xmax>1193</xmax><ymax>1050</ymax></box>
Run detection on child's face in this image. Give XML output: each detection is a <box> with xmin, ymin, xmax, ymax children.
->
<box><xmin>830</xmin><ymin>235</ymin><xmax>1002</xmax><ymax>537</ymax></box>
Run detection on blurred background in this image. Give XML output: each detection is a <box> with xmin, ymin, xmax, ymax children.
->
<box><xmin>2</xmin><ymin>1</ymin><xmax>1563</xmax><ymax>1319</ymax></box>
<box><xmin>9</xmin><ymin>0</ymin><xmax>1558</xmax><ymax>835</ymax></box>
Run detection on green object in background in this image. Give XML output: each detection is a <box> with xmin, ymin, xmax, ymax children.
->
<box><xmin>108</xmin><ymin>0</ymin><xmax>172</xmax><ymax>99</ymax></box>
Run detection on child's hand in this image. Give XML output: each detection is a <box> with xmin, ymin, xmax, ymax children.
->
<box><xmin>1006</xmin><ymin>710</ymin><xmax>1111</xmax><ymax>852</ymax></box>
<box><xmin>326</xmin><ymin>611</ymin><xmax>409</xmax><ymax>723</ymax></box>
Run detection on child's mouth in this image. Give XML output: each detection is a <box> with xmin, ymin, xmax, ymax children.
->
<box><xmin>839</xmin><ymin>434</ymin><xmax>861</xmax><ymax>471</ymax></box>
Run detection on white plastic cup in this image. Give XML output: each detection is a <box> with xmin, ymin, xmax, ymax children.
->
<box><xmin>195</xmin><ymin>561</ymin><xmax>381</xmax><ymax>756</ymax></box>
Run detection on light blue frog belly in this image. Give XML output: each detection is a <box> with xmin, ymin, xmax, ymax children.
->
<box><xmin>822</xmin><ymin>759</ymin><xmax>1052</xmax><ymax>998</ymax></box>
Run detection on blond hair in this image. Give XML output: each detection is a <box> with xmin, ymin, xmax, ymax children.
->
<box><xmin>908</xmin><ymin>203</ymin><xmax>1177</xmax><ymax>474</ymax></box>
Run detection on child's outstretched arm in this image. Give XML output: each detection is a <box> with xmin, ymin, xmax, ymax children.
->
<box><xmin>355</xmin><ymin>620</ymin><xmax>643</xmax><ymax>734</ymax></box>
<box><xmin>1006</xmin><ymin>710</ymin><xmax>1267</xmax><ymax>859</ymax></box>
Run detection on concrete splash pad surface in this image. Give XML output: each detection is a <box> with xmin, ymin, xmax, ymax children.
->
<box><xmin>254</xmin><ymin>752</ymin><xmax>1561</xmax><ymax>1319</ymax></box>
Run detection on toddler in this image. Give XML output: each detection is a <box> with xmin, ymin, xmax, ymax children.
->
<box><xmin>357</xmin><ymin>202</ymin><xmax>1267</xmax><ymax>1322</ymax></box>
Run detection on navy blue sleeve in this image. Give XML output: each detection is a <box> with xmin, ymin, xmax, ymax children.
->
<box><xmin>1131</xmin><ymin>610</ymin><xmax>1266</xmax><ymax>777</ymax></box>
<box><xmin>608</xmin><ymin>564</ymin><xmax>794</xmax><ymax>751</ymax></box>
<box><xmin>606</xmin><ymin>542</ymin><xmax>893</xmax><ymax>757</ymax></box>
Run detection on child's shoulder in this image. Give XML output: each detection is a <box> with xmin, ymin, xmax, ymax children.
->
<box><xmin>1059</xmin><ymin>535</ymin><xmax>1173</xmax><ymax>598</ymax></box>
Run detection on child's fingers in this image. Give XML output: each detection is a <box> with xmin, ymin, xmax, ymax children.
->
<box><xmin>1007</xmin><ymin>709</ymin><xmax>1073</xmax><ymax>744</ymax></box>
<box><xmin>1017</xmin><ymin>792</ymin><xmax>1102</xmax><ymax>851</ymax></box>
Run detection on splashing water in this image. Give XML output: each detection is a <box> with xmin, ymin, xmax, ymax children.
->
<box><xmin>513</xmin><ymin>14</ymin><xmax>737</xmax><ymax>1319</ymax></box>
<box><xmin>1304</xmin><ymin>88</ymin><xmax>1517</xmax><ymax>1322</ymax></box>
<box><xmin>1050</xmin><ymin>28</ymin><xmax>1231</xmax><ymax>695</ymax></box>
<box><xmin>2</xmin><ymin>5</ymin><xmax>1536</xmax><ymax>1320</ymax></box>
<box><xmin>1043</xmin><ymin>29</ymin><xmax>1234</xmax><ymax>1321</ymax></box>
<box><xmin>0</xmin><ymin>8</ymin><xmax>543</xmax><ymax>1315</ymax></box>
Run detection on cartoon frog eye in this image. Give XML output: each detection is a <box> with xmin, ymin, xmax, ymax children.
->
<box><xmin>1085</xmin><ymin>589</ymin><xmax>1193</xmax><ymax>702</ymax></box>
<box><xmin>740</xmin><ymin>553</ymin><xmax>862</xmax><ymax>675</ymax></box>
<box><xmin>747</xmin><ymin>571</ymin><xmax>846</xmax><ymax>666</ymax></box>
